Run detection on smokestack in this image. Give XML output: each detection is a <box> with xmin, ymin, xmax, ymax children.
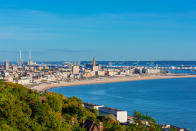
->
<box><xmin>19</xmin><ymin>49</ymin><xmax>22</xmax><ymax>66</ymax></box>
<box><xmin>29</xmin><ymin>49</ymin><xmax>31</xmax><ymax>65</ymax></box>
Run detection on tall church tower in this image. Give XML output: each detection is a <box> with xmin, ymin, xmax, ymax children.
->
<box><xmin>92</xmin><ymin>57</ymin><xmax>99</xmax><ymax>71</ymax></box>
<box><xmin>93</xmin><ymin>57</ymin><xmax>96</xmax><ymax>67</ymax></box>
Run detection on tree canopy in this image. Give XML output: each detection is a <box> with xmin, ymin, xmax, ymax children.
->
<box><xmin>0</xmin><ymin>80</ymin><xmax>176</xmax><ymax>131</ymax></box>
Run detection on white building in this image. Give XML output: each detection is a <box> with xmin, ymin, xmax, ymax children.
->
<box><xmin>17</xmin><ymin>79</ymin><xmax>31</xmax><ymax>85</ymax></box>
<box><xmin>72</xmin><ymin>65</ymin><xmax>80</xmax><ymax>74</ymax></box>
<box><xmin>99</xmin><ymin>107</ymin><xmax>127</xmax><ymax>123</ymax></box>
<box><xmin>83</xmin><ymin>103</ymin><xmax>127</xmax><ymax>123</ymax></box>
<box><xmin>96</xmin><ymin>71</ymin><xmax>105</xmax><ymax>76</ymax></box>
<box><xmin>83</xmin><ymin>103</ymin><xmax>104</xmax><ymax>111</ymax></box>
<box><xmin>145</xmin><ymin>68</ymin><xmax>161</xmax><ymax>74</ymax></box>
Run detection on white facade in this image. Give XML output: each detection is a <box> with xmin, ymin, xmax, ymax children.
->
<box><xmin>99</xmin><ymin>107</ymin><xmax>127</xmax><ymax>123</ymax></box>
<box><xmin>83</xmin><ymin>103</ymin><xmax>104</xmax><ymax>111</ymax></box>
<box><xmin>17</xmin><ymin>79</ymin><xmax>31</xmax><ymax>85</ymax></box>
<box><xmin>108</xmin><ymin>71</ymin><xmax>118</xmax><ymax>76</ymax></box>
<box><xmin>96</xmin><ymin>71</ymin><xmax>105</xmax><ymax>76</ymax></box>
<box><xmin>83</xmin><ymin>103</ymin><xmax>128</xmax><ymax>123</ymax></box>
<box><xmin>146</xmin><ymin>69</ymin><xmax>161</xmax><ymax>74</ymax></box>
<box><xmin>93</xmin><ymin>66</ymin><xmax>99</xmax><ymax>71</ymax></box>
<box><xmin>117</xmin><ymin>111</ymin><xmax>128</xmax><ymax>123</ymax></box>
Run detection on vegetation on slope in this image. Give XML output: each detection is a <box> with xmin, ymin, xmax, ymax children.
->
<box><xmin>0</xmin><ymin>80</ymin><xmax>171</xmax><ymax>131</ymax></box>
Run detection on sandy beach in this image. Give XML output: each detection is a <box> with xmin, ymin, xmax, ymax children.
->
<box><xmin>30</xmin><ymin>73</ymin><xmax>196</xmax><ymax>92</ymax></box>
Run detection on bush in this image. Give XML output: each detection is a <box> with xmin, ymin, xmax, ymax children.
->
<box><xmin>0</xmin><ymin>81</ymin><xmax>162</xmax><ymax>131</ymax></box>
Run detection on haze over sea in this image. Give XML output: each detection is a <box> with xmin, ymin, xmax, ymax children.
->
<box><xmin>49</xmin><ymin>78</ymin><xmax>196</xmax><ymax>131</ymax></box>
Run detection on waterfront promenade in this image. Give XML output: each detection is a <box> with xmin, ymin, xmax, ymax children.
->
<box><xmin>31</xmin><ymin>73</ymin><xmax>196</xmax><ymax>92</ymax></box>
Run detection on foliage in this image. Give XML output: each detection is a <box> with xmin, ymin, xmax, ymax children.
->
<box><xmin>0</xmin><ymin>81</ymin><xmax>163</xmax><ymax>131</ymax></box>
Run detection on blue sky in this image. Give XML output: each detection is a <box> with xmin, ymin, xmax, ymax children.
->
<box><xmin>0</xmin><ymin>0</ymin><xmax>196</xmax><ymax>61</ymax></box>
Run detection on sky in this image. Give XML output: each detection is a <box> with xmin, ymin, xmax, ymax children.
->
<box><xmin>0</xmin><ymin>0</ymin><xmax>196</xmax><ymax>61</ymax></box>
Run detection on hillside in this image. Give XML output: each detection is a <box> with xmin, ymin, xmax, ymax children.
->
<box><xmin>0</xmin><ymin>80</ymin><xmax>166</xmax><ymax>131</ymax></box>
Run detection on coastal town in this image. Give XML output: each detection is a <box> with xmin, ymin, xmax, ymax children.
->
<box><xmin>0</xmin><ymin>50</ymin><xmax>162</xmax><ymax>85</ymax></box>
<box><xmin>0</xmin><ymin>50</ymin><xmax>195</xmax><ymax>131</ymax></box>
<box><xmin>1</xmin><ymin>50</ymin><xmax>196</xmax><ymax>91</ymax></box>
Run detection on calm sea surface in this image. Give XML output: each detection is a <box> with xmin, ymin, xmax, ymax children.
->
<box><xmin>48</xmin><ymin>78</ymin><xmax>196</xmax><ymax>130</ymax></box>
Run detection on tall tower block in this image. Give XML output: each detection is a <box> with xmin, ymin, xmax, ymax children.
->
<box><xmin>93</xmin><ymin>57</ymin><xmax>96</xmax><ymax>67</ymax></box>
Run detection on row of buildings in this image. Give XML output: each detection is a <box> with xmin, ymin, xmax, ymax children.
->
<box><xmin>0</xmin><ymin>58</ymin><xmax>161</xmax><ymax>85</ymax></box>
<box><xmin>0</xmin><ymin>50</ymin><xmax>162</xmax><ymax>85</ymax></box>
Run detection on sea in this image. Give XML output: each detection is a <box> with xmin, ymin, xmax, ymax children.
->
<box><xmin>0</xmin><ymin>61</ymin><xmax>195</xmax><ymax>129</ymax></box>
<box><xmin>47</xmin><ymin>61</ymin><xmax>196</xmax><ymax>131</ymax></box>
<box><xmin>49</xmin><ymin>78</ymin><xmax>196</xmax><ymax>130</ymax></box>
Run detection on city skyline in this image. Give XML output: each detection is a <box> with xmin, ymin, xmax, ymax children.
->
<box><xmin>0</xmin><ymin>0</ymin><xmax>196</xmax><ymax>61</ymax></box>
<box><xmin>2</xmin><ymin>49</ymin><xmax>196</xmax><ymax>62</ymax></box>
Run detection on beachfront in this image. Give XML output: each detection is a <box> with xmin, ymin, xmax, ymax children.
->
<box><xmin>31</xmin><ymin>73</ymin><xmax>196</xmax><ymax>92</ymax></box>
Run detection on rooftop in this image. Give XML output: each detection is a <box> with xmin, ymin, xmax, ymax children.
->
<box><xmin>100</xmin><ymin>106</ymin><xmax>124</xmax><ymax>112</ymax></box>
<box><xmin>83</xmin><ymin>102</ymin><xmax>101</xmax><ymax>106</ymax></box>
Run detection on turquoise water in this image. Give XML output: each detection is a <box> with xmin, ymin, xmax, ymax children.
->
<box><xmin>48</xmin><ymin>78</ymin><xmax>196</xmax><ymax>130</ymax></box>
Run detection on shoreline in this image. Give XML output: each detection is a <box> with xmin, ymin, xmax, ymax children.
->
<box><xmin>31</xmin><ymin>74</ymin><xmax>196</xmax><ymax>92</ymax></box>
